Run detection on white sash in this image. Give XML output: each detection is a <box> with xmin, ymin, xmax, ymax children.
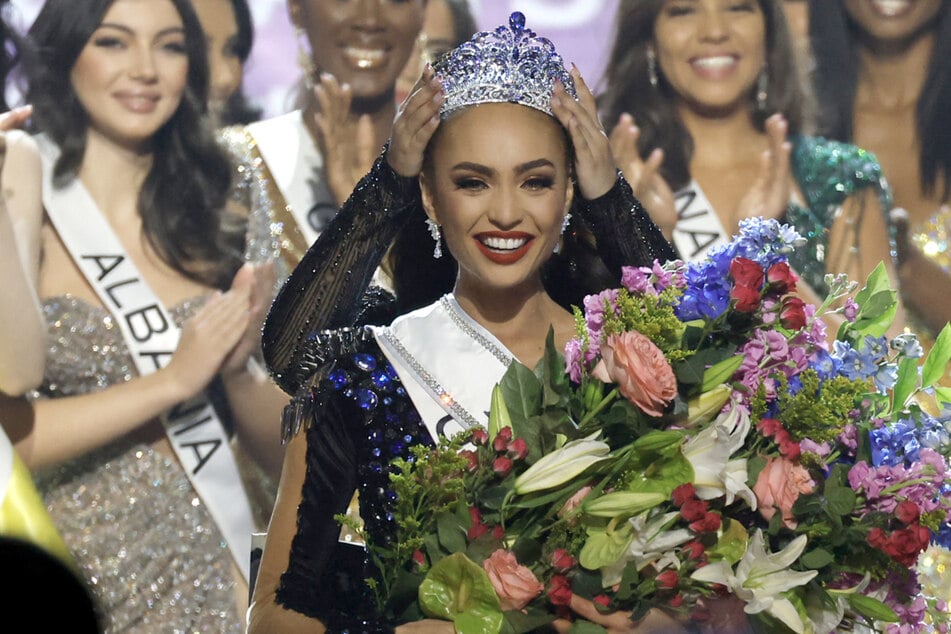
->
<box><xmin>247</xmin><ymin>112</ymin><xmax>322</xmax><ymax>245</ymax></box>
<box><xmin>671</xmin><ymin>180</ymin><xmax>731</xmax><ymax>263</ymax></box>
<box><xmin>36</xmin><ymin>136</ymin><xmax>252</xmax><ymax>582</ymax></box>
<box><xmin>0</xmin><ymin>430</ymin><xmax>12</xmax><ymax>509</ymax></box>
<box><xmin>372</xmin><ymin>295</ymin><xmax>513</xmax><ymax>441</ymax></box>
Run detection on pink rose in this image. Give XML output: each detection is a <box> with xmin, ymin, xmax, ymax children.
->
<box><xmin>753</xmin><ymin>457</ymin><xmax>815</xmax><ymax>529</ymax></box>
<box><xmin>558</xmin><ymin>485</ymin><xmax>593</xmax><ymax>518</ymax></box>
<box><xmin>482</xmin><ymin>549</ymin><xmax>544</xmax><ymax>611</ymax></box>
<box><xmin>591</xmin><ymin>331</ymin><xmax>677</xmax><ymax>417</ymax></box>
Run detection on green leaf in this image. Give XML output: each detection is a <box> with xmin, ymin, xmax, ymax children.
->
<box><xmin>568</xmin><ymin>622</ymin><xmax>608</xmax><ymax>634</ymax></box>
<box><xmin>846</xmin><ymin>593</ymin><xmax>899</xmax><ymax>623</ymax></box>
<box><xmin>419</xmin><ymin>553</ymin><xmax>504</xmax><ymax>633</ymax></box>
<box><xmin>499</xmin><ymin>362</ymin><xmax>543</xmax><ymax>431</ymax></box>
<box><xmin>701</xmin><ymin>355</ymin><xmax>744</xmax><ymax>392</ymax></box>
<box><xmin>922</xmin><ymin>323</ymin><xmax>951</xmax><ymax>389</ymax></box>
<box><xmin>891</xmin><ymin>356</ymin><xmax>920</xmax><ymax>411</ymax></box>
<box><xmin>437</xmin><ymin>511</ymin><xmax>468</xmax><ymax>554</ymax></box>
<box><xmin>536</xmin><ymin>328</ymin><xmax>570</xmax><ymax>410</ymax></box>
<box><xmin>579</xmin><ymin>523</ymin><xmax>635</xmax><ymax>570</ymax></box>
<box><xmin>800</xmin><ymin>548</ymin><xmax>835</xmax><ymax>569</ymax></box>
<box><xmin>500</xmin><ymin>606</ymin><xmax>554</xmax><ymax>634</ymax></box>
<box><xmin>488</xmin><ymin>386</ymin><xmax>512</xmax><ymax>441</ymax></box>
<box><xmin>825</xmin><ymin>487</ymin><xmax>857</xmax><ymax>517</ymax></box>
<box><xmin>935</xmin><ymin>386</ymin><xmax>951</xmax><ymax>407</ymax></box>
<box><xmin>707</xmin><ymin>518</ymin><xmax>748</xmax><ymax>564</ymax></box>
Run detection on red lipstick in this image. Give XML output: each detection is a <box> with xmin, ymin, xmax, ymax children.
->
<box><xmin>474</xmin><ymin>231</ymin><xmax>535</xmax><ymax>265</ymax></box>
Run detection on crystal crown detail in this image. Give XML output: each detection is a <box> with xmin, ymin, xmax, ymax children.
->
<box><xmin>434</xmin><ymin>12</ymin><xmax>576</xmax><ymax>117</ymax></box>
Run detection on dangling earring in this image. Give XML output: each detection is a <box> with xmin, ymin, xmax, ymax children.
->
<box><xmin>553</xmin><ymin>213</ymin><xmax>572</xmax><ymax>254</ymax></box>
<box><xmin>647</xmin><ymin>48</ymin><xmax>659</xmax><ymax>89</ymax></box>
<box><xmin>756</xmin><ymin>68</ymin><xmax>769</xmax><ymax>112</ymax></box>
<box><xmin>296</xmin><ymin>26</ymin><xmax>317</xmax><ymax>91</ymax></box>
<box><xmin>426</xmin><ymin>218</ymin><xmax>443</xmax><ymax>259</ymax></box>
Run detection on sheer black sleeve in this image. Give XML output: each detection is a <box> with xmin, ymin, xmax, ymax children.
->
<box><xmin>577</xmin><ymin>171</ymin><xmax>677</xmax><ymax>272</ymax></box>
<box><xmin>262</xmin><ymin>150</ymin><xmax>419</xmax><ymax>394</ymax></box>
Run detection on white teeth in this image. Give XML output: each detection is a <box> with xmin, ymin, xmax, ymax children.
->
<box><xmin>693</xmin><ymin>56</ymin><xmax>736</xmax><ymax>69</ymax></box>
<box><xmin>345</xmin><ymin>47</ymin><xmax>386</xmax><ymax>68</ymax></box>
<box><xmin>481</xmin><ymin>236</ymin><xmax>527</xmax><ymax>251</ymax></box>
<box><xmin>871</xmin><ymin>0</ymin><xmax>911</xmax><ymax>16</ymax></box>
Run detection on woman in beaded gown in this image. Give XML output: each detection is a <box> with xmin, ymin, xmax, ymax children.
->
<box><xmin>0</xmin><ymin>0</ymin><xmax>287</xmax><ymax>630</ymax></box>
<box><xmin>250</xmin><ymin>14</ymin><xmax>682</xmax><ymax>633</ymax></box>
<box><xmin>600</xmin><ymin>0</ymin><xmax>901</xmax><ymax>332</ymax></box>
<box><xmin>809</xmin><ymin>0</ymin><xmax>950</xmax><ymax>338</ymax></box>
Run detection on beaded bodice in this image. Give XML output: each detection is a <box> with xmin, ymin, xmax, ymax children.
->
<box><xmin>787</xmin><ymin>135</ymin><xmax>893</xmax><ymax>295</ymax></box>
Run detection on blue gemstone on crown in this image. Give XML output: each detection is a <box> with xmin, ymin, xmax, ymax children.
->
<box><xmin>434</xmin><ymin>11</ymin><xmax>576</xmax><ymax>117</ymax></box>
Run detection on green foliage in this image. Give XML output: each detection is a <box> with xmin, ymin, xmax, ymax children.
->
<box><xmin>601</xmin><ymin>288</ymin><xmax>689</xmax><ymax>361</ymax></box>
<box><xmin>775</xmin><ymin>371</ymin><xmax>866</xmax><ymax>443</ymax></box>
<box><xmin>418</xmin><ymin>553</ymin><xmax>504</xmax><ymax>633</ymax></box>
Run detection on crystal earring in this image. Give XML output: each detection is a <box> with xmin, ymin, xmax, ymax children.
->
<box><xmin>756</xmin><ymin>68</ymin><xmax>769</xmax><ymax>112</ymax></box>
<box><xmin>296</xmin><ymin>27</ymin><xmax>317</xmax><ymax>91</ymax></box>
<box><xmin>425</xmin><ymin>218</ymin><xmax>443</xmax><ymax>259</ymax></box>
<box><xmin>647</xmin><ymin>48</ymin><xmax>659</xmax><ymax>89</ymax></box>
<box><xmin>554</xmin><ymin>213</ymin><xmax>571</xmax><ymax>254</ymax></box>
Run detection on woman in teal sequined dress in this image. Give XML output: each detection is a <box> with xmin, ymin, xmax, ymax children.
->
<box><xmin>599</xmin><ymin>0</ymin><xmax>901</xmax><ymax>330</ymax></box>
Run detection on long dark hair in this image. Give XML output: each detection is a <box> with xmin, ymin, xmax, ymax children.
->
<box><xmin>599</xmin><ymin>0</ymin><xmax>807</xmax><ymax>190</ymax></box>
<box><xmin>809</xmin><ymin>0</ymin><xmax>951</xmax><ymax>201</ymax></box>
<box><xmin>384</xmin><ymin>114</ymin><xmax>615</xmax><ymax>317</ymax></box>
<box><xmin>219</xmin><ymin>0</ymin><xmax>262</xmax><ymax>126</ymax></box>
<box><xmin>25</xmin><ymin>0</ymin><xmax>242</xmax><ymax>289</ymax></box>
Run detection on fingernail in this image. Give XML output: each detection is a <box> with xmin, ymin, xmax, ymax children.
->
<box><xmin>320</xmin><ymin>71</ymin><xmax>332</xmax><ymax>81</ymax></box>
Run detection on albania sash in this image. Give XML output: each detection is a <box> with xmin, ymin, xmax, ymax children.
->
<box><xmin>671</xmin><ymin>180</ymin><xmax>731</xmax><ymax>263</ymax></box>
<box><xmin>36</xmin><ymin>136</ymin><xmax>253</xmax><ymax>582</ymax></box>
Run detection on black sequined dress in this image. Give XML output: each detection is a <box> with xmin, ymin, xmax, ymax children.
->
<box><xmin>263</xmin><ymin>150</ymin><xmax>674</xmax><ymax>631</ymax></box>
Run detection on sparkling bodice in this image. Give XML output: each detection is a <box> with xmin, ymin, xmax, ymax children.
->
<box><xmin>30</xmin><ymin>294</ymin><xmax>242</xmax><ymax>633</ymax></box>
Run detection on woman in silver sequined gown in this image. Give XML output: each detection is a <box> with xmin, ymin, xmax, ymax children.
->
<box><xmin>0</xmin><ymin>0</ymin><xmax>288</xmax><ymax>631</ymax></box>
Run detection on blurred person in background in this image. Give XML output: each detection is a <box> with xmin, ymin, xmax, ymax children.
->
<box><xmin>600</xmin><ymin>0</ymin><xmax>902</xmax><ymax>334</ymax></box>
<box><xmin>809</xmin><ymin>0</ymin><xmax>950</xmax><ymax>337</ymax></box>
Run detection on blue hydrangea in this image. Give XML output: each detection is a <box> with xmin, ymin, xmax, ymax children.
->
<box><xmin>833</xmin><ymin>340</ymin><xmax>878</xmax><ymax>381</ymax></box>
<box><xmin>870</xmin><ymin>419</ymin><xmax>922</xmax><ymax>467</ymax></box>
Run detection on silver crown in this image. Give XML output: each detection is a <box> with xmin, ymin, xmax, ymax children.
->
<box><xmin>434</xmin><ymin>12</ymin><xmax>576</xmax><ymax>118</ymax></box>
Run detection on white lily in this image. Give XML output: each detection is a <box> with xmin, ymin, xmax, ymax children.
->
<box><xmin>682</xmin><ymin>403</ymin><xmax>756</xmax><ymax>507</ymax></box>
<box><xmin>513</xmin><ymin>432</ymin><xmax>610</xmax><ymax>494</ymax></box>
<box><xmin>601</xmin><ymin>511</ymin><xmax>693</xmax><ymax>586</ymax></box>
<box><xmin>692</xmin><ymin>530</ymin><xmax>818</xmax><ymax>634</ymax></box>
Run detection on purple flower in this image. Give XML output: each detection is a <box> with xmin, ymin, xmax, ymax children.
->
<box><xmin>838</xmin><ymin>424</ymin><xmax>858</xmax><ymax>453</ymax></box>
<box><xmin>844</xmin><ymin>297</ymin><xmax>859</xmax><ymax>322</ymax></box>
<box><xmin>800</xmin><ymin>439</ymin><xmax>831</xmax><ymax>458</ymax></box>
<box><xmin>620</xmin><ymin>266</ymin><xmax>652</xmax><ymax>294</ymax></box>
<box><xmin>565</xmin><ymin>338</ymin><xmax>583</xmax><ymax>384</ymax></box>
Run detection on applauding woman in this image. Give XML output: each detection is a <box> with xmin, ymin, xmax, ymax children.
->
<box><xmin>250</xmin><ymin>14</ymin><xmax>676</xmax><ymax>632</ymax></box>
<box><xmin>8</xmin><ymin>0</ymin><xmax>282</xmax><ymax>629</ymax></box>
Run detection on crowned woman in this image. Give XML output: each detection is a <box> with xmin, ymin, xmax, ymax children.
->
<box><xmin>249</xmin><ymin>14</ymin><xmax>678</xmax><ymax>632</ymax></box>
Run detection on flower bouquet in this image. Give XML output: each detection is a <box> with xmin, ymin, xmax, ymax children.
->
<box><xmin>340</xmin><ymin>218</ymin><xmax>951</xmax><ymax>633</ymax></box>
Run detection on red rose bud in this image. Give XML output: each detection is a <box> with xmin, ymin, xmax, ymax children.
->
<box><xmin>896</xmin><ymin>501</ymin><xmax>921</xmax><ymax>525</ymax></box>
<box><xmin>779</xmin><ymin>438</ymin><xmax>801</xmax><ymax>461</ymax></box>
<box><xmin>552</xmin><ymin>548</ymin><xmax>576</xmax><ymax>572</ymax></box>
<box><xmin>672</xmin><ymin>483</ymin><xmax>696</xmax><ymax>507</ymax></box>
<box><xmin>467</xmin><ymin>523</ymin><xmax>489</xmax><ymax>540</ymax></box>
<box><xmin>883</xmin><ymin>525</ymin><xmax>931</xmax><ymax>566</ymax></box>
<box><xmin>493</xmin><ymin>456</ymin><xmax>514</xmax><ymax>477</ymax></box>
<box><xmin>867</xmin><ymin>527</ymin><xmax>887</xmax><ymax>549</ymax></box>
<box><xmin>493</xmin><ymin>427</ymin><xmax>514</xmax><ymax>452</ymax></box>
<box><xmin>689</xmin><ymin>512</ymin><xmax>721</xmax><ymax>534</ymax></box>
<box><xmin>680</xmin><ymin>499</ymin><xmax>709</xmax><ymax>522</ymax></box>
<box><xmin>547</xmin><ymin>575</ymin><xmax>573</xmax><ymax>606</ymax></box>
<box><xmin>757</xmin><ymin>418</ymin><xmax>782</xmax><ymax>437</ymax></box>
<box><xmin>766</xmin><ymin>262</ymin><xmax>798</xmax><ymax>294</ymax></box>
<box><xmin>730</xmin><ymin>257</ymin><xmax>765</xmax><ymax>290</ymax></box>
<box><xmin>469</xmin><ymin>507</ymin><xmax>482</xmax><ymax>525</ymax></box>
<box><xmin>780</xmin><ymin>297</ymin><xmax>807</xmax><ymax>330</ymax></box>
<box><xmin>668</xmin><ymin>594</ymin><xmax>685</xmax><ymax>608</ymax></box>
<box><xmin>730</xmin><ymin>283</ymin><xmax>762</xmax><ymax>313</ymax></box>
<box><xmin>471</xmin><ymin>428</ymin><xmax>488</xmax><ymax>445</ymax></box>
<box><xmin>412</xmin><ymin>549</ymin><xmax>426</xmax><ymax>567</ymax></box>
<box><xmin>509</xmin><ymin>437</ymin><xmax>529</xmax><ymax>461</ymax></box>
<box><xmin>656</xmin><ymin>569</ymin><xmax>679</xmax><ymax>590</ymax></box>
<box><xmin>460</xmin><ymin>449</ymin><xmax>479</xmax><ymax>472</ymax></box>
<box><xmin>681</xmin><ymin>541</ymin><xmax>706</xmax><ymax>560</ymax></box>
<box><xmin>492</xmin><ymin>524</ymin><xmax>505</xmax><ymax>540</ymax></box>
<box><xmin>593</xmin><ymin>594</ymin><xmax>611</xmax><ymax>608</ymax></box>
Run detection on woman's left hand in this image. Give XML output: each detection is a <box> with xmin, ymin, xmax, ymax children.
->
<box><xmin>735</xmin><ymin>113</ymin><xmax>792</xmax><ymax>222</ymax></box>
<box><xmin>220</xmin><ymin>261</ymin><xmax>277</xmax><ymax>377</ymax></box>
<box><xmin>550</xmin><ymin>65</ymin><xmax>617</xmax><ymax>200</ymax></box>
<box><xmin>551</xmin><ymin>595</ymin><xmax>687</xmax><ymax>634</ymax></box>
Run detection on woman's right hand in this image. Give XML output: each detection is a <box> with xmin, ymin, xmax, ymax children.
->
<box><xmin>164</xmin><ymin>287</ymin><xmax>251</xmax><ymax>400</ymax></box>
<box><xmin>609</xmin><ymin>113</ymin><xmax>676</xmax><ymax>238</ymax></box>
<box><xmin>552</xmin><ymin>596</ymin><xmax>687</xmax><ymax>634</ymax></box>
<box><xmin>387</xmin><ymin>65</ymin><xmax>444</xmax><ymax>178</ymax></box>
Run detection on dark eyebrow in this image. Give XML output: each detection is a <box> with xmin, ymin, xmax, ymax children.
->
<box><xmin>96</xmin><ymin>23</ymin><xmax>186</xmax><ymax>39</ymax></box>
<box><xmin>515</xmin><ymin>158</ymin><xmax>556</xmax><ymax>174</ymax></box>
<box><xmin>450</xmin><ymin>159</ymin><xmax>556</xmax><ymax>177</ymax></box>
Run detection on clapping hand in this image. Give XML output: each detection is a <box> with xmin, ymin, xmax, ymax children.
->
<box><xmin>735</xmin><ymin>113</ymin><xmax>792</xmax><ymax>223</ymax></box>
<box><xmin>549</xmin><ymin>66</ymin><xmax>616</xmax><ymax>200</ymax></box>
<box><xmin>609</xmin><ymin>113</ymin><xmax>676</xmax><ymax>238</ymax></box>
<box><xmin>387</xmin><ymin>65</ymin><xmax>443</xmax><ymax>178</ymax></box>
<box><xmin>313</xmin><ymin>73</ymin><xmax>378</xmax><ymax>206</ymax></box>
<box><xmin>220</xmin><ymin>261</ymin><xmax>277</xmax><ymax>377</ymax></box>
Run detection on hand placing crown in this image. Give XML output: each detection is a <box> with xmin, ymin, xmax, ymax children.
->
<box><xmin>433</xmin><ymin>12</ymin><xmax>578</xmax><ymax>117</ymax></box>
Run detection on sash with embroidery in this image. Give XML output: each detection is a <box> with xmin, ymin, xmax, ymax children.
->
<box><xmin>671</xmin><ymin>179</ymin><xmax>731</xmax><ymax>263</ymax></box>
<box><xmin>373</xmin><ymin>295</ymin><xmax>514</xmax><ymax>442</ymax></box>
<box><xmin>36</xmin><ymin>136</ymin><xmax>253</xmax><ymax>582</ymax></box>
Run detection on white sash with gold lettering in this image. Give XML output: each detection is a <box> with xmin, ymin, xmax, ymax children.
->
<box><xmin>671</xmin><ymin>180</ymin><xmax>731</xmax><ymax>263</ymax></box>
<box><xmin>36</xmin><ymin>136</ymin><xmax>252</xmax><ymax>582</ymax></box>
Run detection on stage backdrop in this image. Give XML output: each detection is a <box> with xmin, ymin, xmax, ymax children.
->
<box><xmin>7</xmin><ymin>0</ymin><xmax>619</xmax><ymax>117</ymax></box>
